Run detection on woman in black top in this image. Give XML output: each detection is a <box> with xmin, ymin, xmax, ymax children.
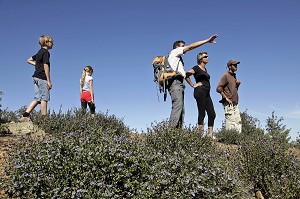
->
<box><xmin>185</xmin><ymin>52</ymin><xmax>216</xmax><ymax>139</ymax></box>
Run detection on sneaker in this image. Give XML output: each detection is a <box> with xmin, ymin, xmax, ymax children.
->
<box><xmin>211</xmin><ymin>135</ymin><xmax>217</xmax><ymax>140</ymax></box>
<box><xmin>206</xmin><ymin>134</ymin><xmax>217</xmax><ymax>140</ymax></box>
<box><xmin>19</xmin><ymin>116</ymin><xmax>31</xmax><ymax>122</ymax></box>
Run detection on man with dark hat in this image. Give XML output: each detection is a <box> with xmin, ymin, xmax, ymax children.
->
<box><xmin>216</xmin><ymin>59</ymin><xmax>242</xmax><ymax>133</ymax></box>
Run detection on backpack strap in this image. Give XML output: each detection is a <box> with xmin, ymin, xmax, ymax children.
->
<box><xmin>179</xmin><ymin>56</ymin><xmax>184</xmax><ymax>69</ymax></box>
<box><xmin>165</xmin><ymin>54</ymin><xmax>181</xmax><ymax>73</ymax></box>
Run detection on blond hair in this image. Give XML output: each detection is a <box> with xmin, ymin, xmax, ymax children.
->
<box><xmin>80</xmin><ymin>66</ymin><xmax>93</xmax><ymax>88</ymax></box>
<box><xmin>39</xmin><ymin>35</ymin><xmax>53</xmax><ymax>46</ymax></box>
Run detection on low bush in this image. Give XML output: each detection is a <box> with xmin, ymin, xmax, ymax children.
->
<box><xmin>2</xmin><ymin>113</ymin><xmax>252</xmax><ymax>198</ymax></box>
<box><xmin>216</xmin><ymin>128</ymin><xmax>242</xmax><ymax>145</ymax></box>
<box><xmin>144</xmin><ymin>122</ymin><xmax>251</xmax><ymax>198</ymax></box>
<box><xmin>1</xmin><ymin>109</ymin><xmax>299</xmax><ymax>198</ymax></box>
<box><xmin>0</xmin><ymin>108</ymin><xmax>19</xmax><ymax>124</ymax></box>
<box><xmin>238</xmin><ymin>136</ymin><xmax>300</xmax><ymax>198</ymax></box>
<box><xmin>3</xmin><ymin>110</ymin><xmax>142</xmax><ymax>198</ymax></box>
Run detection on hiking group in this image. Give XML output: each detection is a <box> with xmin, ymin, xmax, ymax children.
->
<box><xmin>156</xmin><ymin>34</ymin><xmax>242</xmax><ymax>139</ymax></box>
<box><xmin>19</xmin><ymin>34</ymin><xmax>242</xmax><ymax>139</ymax></box>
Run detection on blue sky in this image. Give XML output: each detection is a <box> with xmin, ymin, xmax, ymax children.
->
<box><xmin>0</xmin><ymin>0</ymin><xmax>299</xmax><ymax>140</ymax></box>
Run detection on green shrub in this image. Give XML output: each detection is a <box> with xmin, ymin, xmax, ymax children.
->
<box><xmin>143</xmin><ymin>122</ymin><xmax>251</xmax><ymax>198</ymax></box>
<box><xmin>294</xmin><ymin>132</ymin><xmax>300</xmax><ymax>149</ymax></box>
<box><xmin>265</xmin><ymin>111</ymin><xmax>291</xmax><ymax>146</ymax></box>
<box><xmin>0</xmin><ymin>105</ymin><xmax>39</xmax><ymax>124</ymax></box>
<box><xmin>216</xmin><ymin>128</ymin><xmax>241</xmax><ymax>145</ymax></box>
<box><xmin>3</xmin><ymin>116</ymin><xmax>252</xmax><ymax>198</ymax></box>
<box><xmin>2</xmin><ymin>110</ymin><xmax>299</xmax><ymax>198</ymax></box>
<box><xmin>3</xmin><ymin>110</ymin><xmax>142</xmax><ymax>198</ymax></box>
<box><xmin>239</xmin><ymin>137</ymin><xmax>300</xmax><ymax>198</ymax></box>
<box><xmin>0</xmin><ymin>108</ymin><xmax>19</xmax><ymax>124</ymax></box>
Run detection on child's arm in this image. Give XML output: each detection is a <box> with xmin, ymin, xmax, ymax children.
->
<box><xmin>79</xmin><ymin>84</ymin><xmax>82</xmax><ymax>96</ymax></box>
<box><xmin>89</xmin><ymin>79</ymin><xmax>94</xmax><ymax>103</ymax></box>
<box><xmin>44</xmin><ymin>63</ymin><xmax>52</xmax><ymax>90</ymax></box>
<box><xmin>27</xmin><ymin>57</ymin><xmax>36</xmax><ymax>66</ymax></box>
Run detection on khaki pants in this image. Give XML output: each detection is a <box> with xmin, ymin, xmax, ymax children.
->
<box><xmin>223</xmin><ymin>104</ymin><xmax>242</xmax><ymax>133</ymax></box>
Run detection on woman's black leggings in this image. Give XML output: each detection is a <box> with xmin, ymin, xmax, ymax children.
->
<box><xmin>81</xmin><ymin>101</ymin><xmax>96</xmax><ymax>114</ymax></box>
<box><xmin>194</xmin><ymin>87</ymin><xmax>216</xmax><ymax>126</ymax></box>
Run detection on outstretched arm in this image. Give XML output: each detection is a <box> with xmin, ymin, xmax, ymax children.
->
<box><xmin>183</xmin><ymin>34</ymin><xmax>218</xmax><ymax>54</ymax></box>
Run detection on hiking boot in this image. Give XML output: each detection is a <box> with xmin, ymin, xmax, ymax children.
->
<box><xmin>19</xmin><ymin>116</ymin><xmax>31</xmax><ymax>122</ymax></box>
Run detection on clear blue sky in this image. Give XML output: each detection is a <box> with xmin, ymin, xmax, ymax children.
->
<box><xmin>0</xmin><ymin>0</ymin><xmax>299</xmax><ymax>140</ymax></box>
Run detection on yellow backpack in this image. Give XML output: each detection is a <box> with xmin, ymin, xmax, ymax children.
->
<box><xmin>152</xmin><ymin>56</ymin><xmax>177</xmax><ymax>87</ymax></box>
<box><xmin>152</xmin><ymin>55</ymin><xmax>180</xmax><ymax>101</ymax></box>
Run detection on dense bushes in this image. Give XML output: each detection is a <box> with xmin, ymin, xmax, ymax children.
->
<box><xmin>1</xmin><ymin>109</ymin><xmax>300</xmax><ymax>198</ymax></box>
<box><xmin>143</xmin><ymin>122</ymin><xmax>251</xmax><ymax>198</ymax></box>
<box><xmin>216</xmin><ymin>111</ymin><xmax>300</xmax><ymax>198</ymax></box>
<box><xmin>239</xmin><ymin>137</ymin><xmax>300</xmax><ymax>198</ymax></box>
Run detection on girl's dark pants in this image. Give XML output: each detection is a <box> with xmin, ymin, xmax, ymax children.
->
<box><xmin>81</xmin><ymin>101</ymin><xmax>95</xmax><ymax>114</ymax></box>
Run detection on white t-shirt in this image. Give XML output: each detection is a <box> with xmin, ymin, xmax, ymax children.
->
<box><xmin>80</xmin><ymin>75</ymin><xmax>93</xmax><ymax>91</ymax></box>
<box><xmin>168</xmin><ymin>47</ymin><xmax>186</xmax><ymax>78</ymax></box>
